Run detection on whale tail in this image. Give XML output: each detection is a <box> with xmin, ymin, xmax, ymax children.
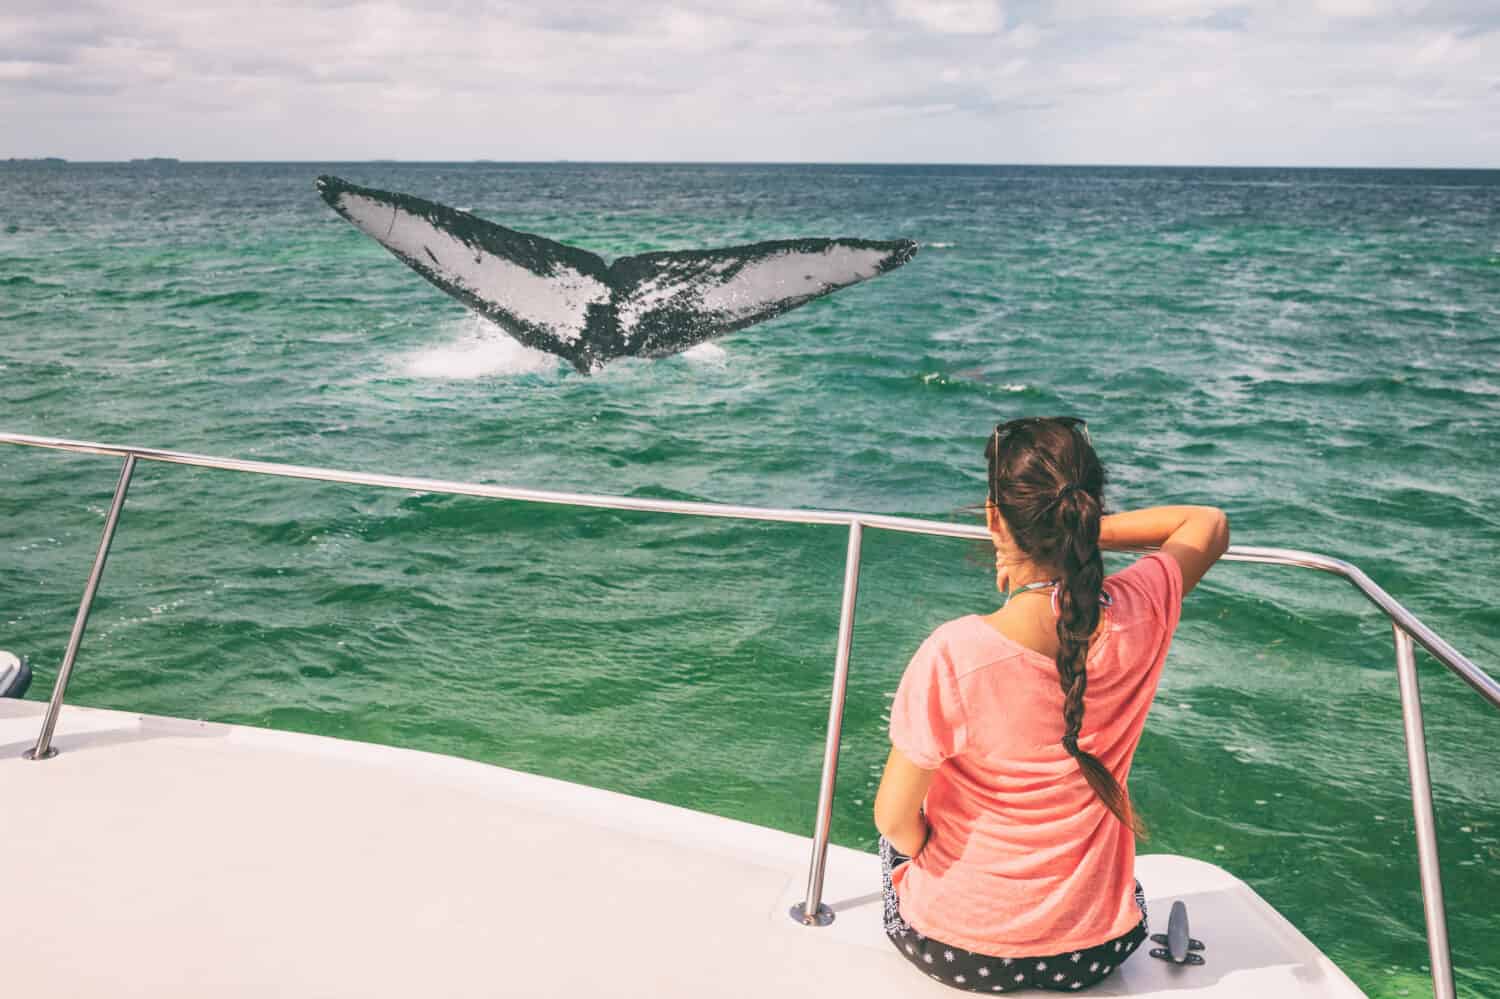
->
<box><xmin>317</xmin><ymin>175</ymin><xmax>610</xmax><ymax>372</ymax></box>
<box><xmin>317</xmin><ymin>175</ymin><xmax>916</xmax><ymax>373</ymax></box>
<box><xmin>606</xmin><ymin>238</ymin><xmax>918</xmax><ymax>361</ymax></box>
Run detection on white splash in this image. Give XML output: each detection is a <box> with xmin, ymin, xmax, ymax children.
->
<box><xmin>338</xmin><ymin>192</ymin><xmax>609</xmax><ymax>344</ymax></box>
<box><xmin>681</xmin><ymin>342</ymin><xmax>728</xmax><ymax>367</ymax></box>
<box><xmin>400</xmin><ymin>320</ymin><xmax>558</xmax><ymax>379</ymax></box>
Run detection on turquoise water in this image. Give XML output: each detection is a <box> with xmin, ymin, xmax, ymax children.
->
<box><xmin>2</xmin><ymin>162</ymin><xmax>1497</xmax><ymax>997</ymax></box>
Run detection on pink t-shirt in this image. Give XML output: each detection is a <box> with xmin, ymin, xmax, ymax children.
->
<box><xmin>889</xmin><ymin>552</ymin><xmax>1183</xmax><ymax>956</ymax></box>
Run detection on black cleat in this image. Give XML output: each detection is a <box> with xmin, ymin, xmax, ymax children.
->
<box><xmin>1149</xmin><ymin>900</ymin><xmax>1206</xmax><ymax>966</ymax></box>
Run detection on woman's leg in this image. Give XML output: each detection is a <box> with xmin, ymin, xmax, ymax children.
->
<box><xmin>1020</xmin><ymin>882</ymin><xmax>1149</xmax><ymax>992</ymax></box>
<box><xmin>881</xmin><ymin>837</ymin><xmax>1032</xmax><ymax>993</ymax></box>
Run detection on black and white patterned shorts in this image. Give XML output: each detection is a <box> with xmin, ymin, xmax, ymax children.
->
<box><xmin>880</xmin><ymin>837</ymin><xmax>1148</xmax><ymax>993</ymax></box>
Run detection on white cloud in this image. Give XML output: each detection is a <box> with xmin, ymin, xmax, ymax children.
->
<box><xmin>1313</xmin><ymin>0</ymin><xmax>1398</xmax><ymax>17</ymax></box>
<box><xmin>0</xmin><ymin>0</ymin><xmax>1496</xmax><ymax>165</ymax></box>
<box><xmin>1006</xmin><ymin>23</ymin><xmax>1043</xmax><ymax>49</ymax></box>
<box><xmin>889</xmin><ymin>0</ymin><xmax>1004</xmax><ymax>35</ymax></box>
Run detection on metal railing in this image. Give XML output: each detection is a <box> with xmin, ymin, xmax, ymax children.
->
<box><xmin>3</xmin><ymin>430</ymin><xmax>1495</xmax><ymax>999</ymax></box>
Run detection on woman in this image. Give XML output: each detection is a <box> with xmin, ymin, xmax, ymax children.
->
<box><xmin>873</xmin><ymin>417</ymin><xmax>1229</xmax><ymax>993</ymax></box>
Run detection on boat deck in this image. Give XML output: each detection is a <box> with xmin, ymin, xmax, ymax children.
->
<box><xmin>1</xmin><ymin>699</ymin><xmax>1363</xmax><ymax>997</ymax></box>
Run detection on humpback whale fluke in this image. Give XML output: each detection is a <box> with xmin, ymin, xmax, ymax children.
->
<box><xmin>315</xmin><ymin>175</ymin><xmax>917</xmax><ymax>374</ymax></box>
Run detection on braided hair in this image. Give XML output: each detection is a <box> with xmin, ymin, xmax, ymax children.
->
<box><xmin>987</xmin><ymin>418</ymin><xmax>1143</xmax><ymax>836</ymax></box>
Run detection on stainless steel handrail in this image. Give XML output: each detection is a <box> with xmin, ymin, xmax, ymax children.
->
<box><xmin>4</xmin><ymin>432</ymin><xmax>1493</xmax><ymax>707</ymax></box>
<box><xmin>1</xmin><ymin>430</ymin><xmax>1490</xmax><ymax>999</ymax></box>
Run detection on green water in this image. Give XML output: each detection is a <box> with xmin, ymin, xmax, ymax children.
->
<box><xmin>1</xmin><ymin>162</ymin><xmax>1497</xmax><ymax>996</ymax></box>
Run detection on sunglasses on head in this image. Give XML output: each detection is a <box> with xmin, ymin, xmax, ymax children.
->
<box><xmin>991</xmin><ymin>416</ymin><xmax>1090</xmax><ymax>453</ymax></box>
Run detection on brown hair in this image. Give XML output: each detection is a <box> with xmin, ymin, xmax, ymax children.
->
<box><xmin>986</xmin><ymin>417</ymin><xmax>1144</xmax><ymax>836</ymax></box>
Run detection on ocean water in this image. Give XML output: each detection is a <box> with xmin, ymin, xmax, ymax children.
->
<box><xmin>2</xmin><ymin>162</ymin><xmax>1497</xmax><ymax>997</ymax></box>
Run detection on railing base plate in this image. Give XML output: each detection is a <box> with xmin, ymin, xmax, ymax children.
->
<box><xmin>789</xmin><ymin>902</ymin><xmax>834</xmax><ymax>927</ymax></box>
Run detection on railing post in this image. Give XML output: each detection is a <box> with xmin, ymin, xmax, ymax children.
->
<box><xmin>1392</xmin><ymin>625</ymin><xmax>1456</xmax><ymax>999</ymax></box>
<box><xmin>25</xmin><ymin>453</ymin><xmax>136</xmax><ymax>761</ymax></box>
<box><xmin>791</xmin><ymin>519</ymin><xmax>863</xmax><ymax>926</ymax></box>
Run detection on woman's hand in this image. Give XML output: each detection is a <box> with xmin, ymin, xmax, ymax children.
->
<box><xmin>874</xmin><ymin>747</ymin><xmax>936</xmax><ymax>857</ymax></box>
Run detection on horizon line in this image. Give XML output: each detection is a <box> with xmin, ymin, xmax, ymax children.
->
<box><xmin>4</xmin><ymin>157</ymin><xmax>1498</xmax><ymax>171</ymax></box>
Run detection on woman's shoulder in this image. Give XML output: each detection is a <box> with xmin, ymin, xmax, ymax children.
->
<box><xmin>910</xmin><ymin>614</ymin><xmax>1031</xmax><ymax>679</ymax></box>
<box><xmin>921</xmin><ymin>613</ymin><xmax>1003</xmax><ymax>650</ymax></box>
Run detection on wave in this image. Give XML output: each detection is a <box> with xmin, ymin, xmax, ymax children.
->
<box><xmin>175</xmin><ymin>290</ymin><xmax>269</xmax><ymax>310</ymax></box>
<box><xmin>0</xmin><ymin>275</ymin><xmax>65</xmax><ymax>289</ymax></box>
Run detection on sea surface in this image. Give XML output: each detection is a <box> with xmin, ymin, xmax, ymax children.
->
<box><xmin>2</xmin><ymin>162</ymin><xmax>1497</xmax><ymax>997</ymax></box>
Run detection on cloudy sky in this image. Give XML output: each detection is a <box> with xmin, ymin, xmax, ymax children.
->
<box><xmin>3</xmin><ymin>0</ymin><xmax>1497</xmax><ymax>165</ymax></box>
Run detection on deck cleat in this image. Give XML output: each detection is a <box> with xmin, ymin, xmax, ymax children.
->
<box><xmin>1149</xmin><ymin>899</ymin><xmax>1206</xmax><ymax>966</ymax></box>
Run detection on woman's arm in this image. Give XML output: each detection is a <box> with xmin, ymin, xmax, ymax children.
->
<box><xmin>874</xmin><ymin>747</ymin><xmax>936</xmax><ymax>857</ymax></box>
<box><xmin>1099</xmin><ymin>505</ymin><xmax>1230</xmax><ymax>595</ymax></box>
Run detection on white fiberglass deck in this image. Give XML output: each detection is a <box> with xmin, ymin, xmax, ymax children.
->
<box><xmin>2</xmin><ymin>699</ymin><xmax>1363</xmax><ymax>998</ymax></box>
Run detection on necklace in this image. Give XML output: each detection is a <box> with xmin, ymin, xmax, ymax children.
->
<box><xmin>1002</xmin><ymin>578</ymin><xmax>1058</xmax><ymax>607</ymax></box>
<box><xmin>1002</xmin><ymin>579</ymin><xmax>1116</xmax><ymax>612</ymax></box>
